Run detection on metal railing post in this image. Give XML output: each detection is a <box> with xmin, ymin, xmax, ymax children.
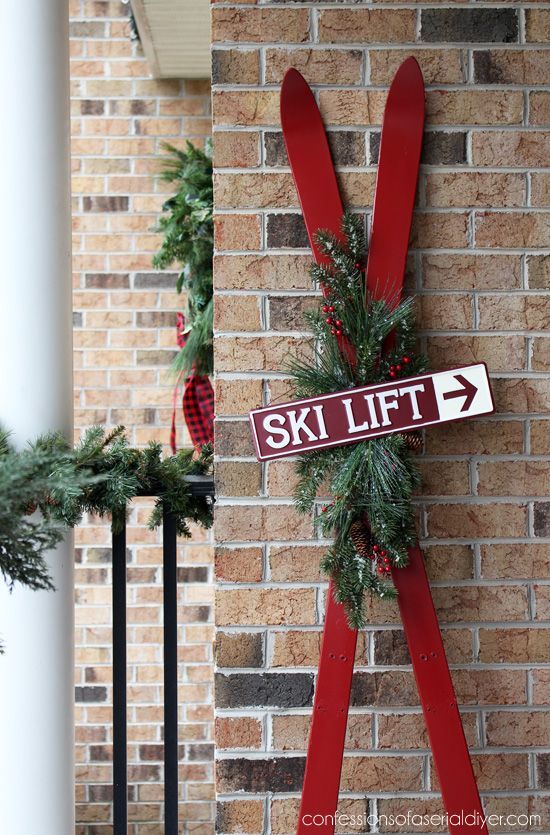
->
<box><xmin>163</xmin><ymin>508</ymin><xmax>179</xmax><ymax>833</ymax></box>
<box><xmin>112</xmin><ymin>522</ymin><xmax>127</xmax><ymax>835</ymax></box>
<box><xmin>110</xmin><ymin>475</ymin><xmax>213</xmax><ymax>833</ymax></box>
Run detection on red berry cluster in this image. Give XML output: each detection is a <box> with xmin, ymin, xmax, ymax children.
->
<box><xmin>388</xmin><ymin>355</ymin><xmax>411</xmax><ymax>379</ymax></box>
<box><xmin>370</xmin><ymin>543</ymin><xmax>392</xmax><ymax>575</ymax></box>
<box><xmin>322</xmin><ymin>303</ymin><xmax>343</xmax><ymax>337</ymax></box>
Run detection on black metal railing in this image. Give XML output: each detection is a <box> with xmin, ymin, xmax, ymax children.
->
<box><xmin>111</xmin><ymin>475</ymin><xmax>215</xmax><ymax>834</ymax></box>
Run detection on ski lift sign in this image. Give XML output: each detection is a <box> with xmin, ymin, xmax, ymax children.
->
<box><xmin>249</xmin><ymin>362</ymin><xmax>494</xmax><ymax>461</ymax></box>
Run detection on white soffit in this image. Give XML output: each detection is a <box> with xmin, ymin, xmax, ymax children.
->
<box><xmin>130</xmin><ymin>0</ymin><xmax>211</xmax><ymax>79</ymax></box>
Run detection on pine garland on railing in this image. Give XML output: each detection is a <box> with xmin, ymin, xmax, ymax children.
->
<box><xmin>0</xmin><ymin>425</ymin><xmax>213</xmax><ymax>599</ymax></box>
<box><xmin>289</xmin><ymin>214</ymin><xmax>428</xmax><ymax>628</ymax></box>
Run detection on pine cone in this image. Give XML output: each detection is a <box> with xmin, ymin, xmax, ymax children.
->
<box><xmin>349</xmin><ymin>519</ymin><xmax>371</xmax><ymax>558</ymax></box>
<box><xmin>403</xmin><ymin>431</ymin><xmax>423</xmax><ymax>453</ymax></box>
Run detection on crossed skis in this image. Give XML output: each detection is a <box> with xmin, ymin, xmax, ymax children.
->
<box><xmin>280</xmin><ymin>58</ymin><xmax>488</xmax><ymax>835</ymax></box>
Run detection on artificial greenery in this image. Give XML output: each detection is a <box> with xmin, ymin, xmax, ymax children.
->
<box><xmin>0</xmin><ymin>425</ymin><xmax>213</xmax><ymax>599</ymax></box>
<box><xmin>289</xmin><ymin>213</ymin><xmax>428</xmax><ymax>629</ymax></box>
<box><xmin>0</xmin><ymin>427</ymin><xmax>84</xmax><ymax>594</ymax></box>
<box><xmin>153</xmin><ymin>141</ymin><xmax>213</xmax><ymax>377</ymax></box>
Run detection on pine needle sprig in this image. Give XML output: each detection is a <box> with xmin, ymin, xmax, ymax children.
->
<box><xmin>288</xmin><ymin>213</ymin><xmax>428</xmax><ymax>628</ymax></box>
<box><xmin>294</xmin><ymin>447</ymin><xmax>340</xmax><ymax>513</ymax></box>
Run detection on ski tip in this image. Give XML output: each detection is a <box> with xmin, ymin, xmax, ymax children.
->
<box><xmin>385</xmin><ymin>56</ymin><xmax>425</xmax><ymax>122</ymax></box>
<box><xmin>281</xmin><ymin>67</ymin><xmax>309</xmax><ymax>97</ymax></box>
<box><xmin>391</xmin><ymin>56</ymin><xmax>425</xmax><ymax>93</ymax></box>
<box><xmin>280</xmin><ymin>67</ymin><xmax>317</xmax><ymax>126</ymax></box>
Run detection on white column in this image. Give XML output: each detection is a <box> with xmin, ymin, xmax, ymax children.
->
<box><xmin>0</xmin><ymin>2</ymin><xmax>74</xmax><ymax>833</ymax></box>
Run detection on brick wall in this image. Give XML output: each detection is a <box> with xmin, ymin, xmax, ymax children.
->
<box><xmin>70</xmin><ymin>2</ymin><xmax>214</xmax><ymax>832</ymax></box>
<box><xmin>212</xmin><ymin>4</ymin><xmax>550</xmax><ymax>833</ymax></box>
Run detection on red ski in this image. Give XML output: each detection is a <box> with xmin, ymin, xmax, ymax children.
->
<box><xmin>281</xmin><ymin>69</ymin><xmax>357</xmax><ymax>833</ymax></box>
<box><xmin>281</xmin><ymin>59</ymin><xmax>488</xmax><ymax>835</ymax></box>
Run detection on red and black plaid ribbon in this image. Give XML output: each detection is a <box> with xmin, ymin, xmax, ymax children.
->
<box><xmin>170</xmin><ymin>313</ymin><xmax>214</xmax><ymax>453</ymax></box>
<box><xmin>182</xmin><ymin>374</ymin><xmax>214</xmax><ymax>450</ymax></box>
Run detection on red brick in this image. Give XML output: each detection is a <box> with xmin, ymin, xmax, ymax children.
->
<box><xmin>215</xmin><ymin>377</ymin><xmax>263</xmax><ymax>416</ymax></box>
<box><xmin>318</xmin><ymin>9</ymin><xmax>416</xmax><ymax>44</ymax></box>
<box><xmin>212</xmin><ymin>91</ymin><xmax>280</xmax><ymax>127</ymax></box>
<box><xmin>492</xmin><ymin>377</ymin><xmax>550</xmax><ymax>414</ymax></box>
<box><xmin>432</xmin><ymin>753</ymin><xmax>528</xmax><ymax>791</ymax></box>
<box><xmin>531</xmin><ymin>419</ymin><xmax>550</xmax><ymax>453</ymax></box>
<box><xmin>478</xmin><ymin>295</ymin><xmax>550</xmax><ymax>331</ymax></box>
<box><xmin>472</xmin><ymin>131</ymin><xmax>550</xmax><ymax>167</ymax></box>
<box><xmin>214</xmin><ymin>214</ymin><xmax>261</xmax><ymax>252</ymax></box>
<box><xmin>427</xmin><ymin>335</ymin><xmax>525</xmax><ymax>372</ymax></box>
<box><xmin>216</xmin><ymin>717</ymin><xmax>262</xmax><ymax>750</ymax></box>
<box><xmin>216</xmin><ymin>587</ymin><xmax>317</xmax><ymax>626</ymax></box>
<box><xmin>214</xmin><ymin>254</ymin><xmax>311</xmax><ymax>292</ymax></box>
<box><xmin>269</xmin><ymin>545</ymin><xmax>325</xmax><ymax>582</ymax></box>
<box><xmin>212</xmin><ymin>8</ymin><xmax>310</xmax><ymax>44</ymax></box>
<box><xmin>411</xmin><ymin>212</ymin><xmax>469</xmax><ymax>249</ymax></box>
<box><xmin>265</xmin><ymin>48</ymin><xmax>363</xmax><ymax>85</ymax></box>
<box><xmin>532</xmin><ymin>174</ymin><xmax>550</xmax><ymax>208</ymax></box>
<box><xmin>426</xmin><ymin>90</ymin><xmax>523</xmax><ymax>126</ymax></box>
<box><xmin>477</xmin><ymin>461</ymin><xmax>550</xmax><ymax>497</ymax></box>
<box><xmin>481</xmin><ymin>543</ymin><xmax>550</xmax><ymax>580</ymax></box>
<box><xmin>370</xmin><ymin>48</ymin><xmax>464</xmax><ymax>84</ymax></box>
<box><xmin>215</xmin><ymin>547</ymin><xmax>263</xmax><ymax>584</ymax></box>
<box><xmin>427</xmin><ymin>503</ymin><xmax>527</xmax><ymax>538</ymax></box>
<box><xmin>340</xmin><ymin>755</ymin><xmax>422</xmax><ymax>792</ymax></box>
<box><xmin>425</xmin><ymin>172</ymin><xmax>524</xmax><ymax>208</ymax></box>
<box><xmin>422</xmin><ymin>254</ymin><xmax>521</xmax><ymax>291</ymax></box>
<box><xmin>480</xmin><ymin>630</ymin><xmax>550</xmax><ymax>664</ymax></box>
<box><xmin>526</xmin><ymin>9</ymin><xmax>550</xmax><ymax>43</ymax></box>
<box><xmin>419</xmin><ymin>294</ymin><xmax>472</xmax><ymax>330</ymax></box>
<box><xmin>213</xmin><ymin>131</ymin><xmax>260</xmax><ymax>169</ymax></box>
<box><xmin>217</xmin><ymin>799</ymin><xmax>264</xmax><ymax>834</ymax></box>
<box><xmin>215</xmin><ymin>503</ymin><xmax>312</xmax><ymax>543</ymax></box>
<box><xmin>214</xmin><ymin>172</ymin><xmax>297</xmax><ymax>209</ymax></box>
<box><xmin>212</xmin><ymin>48</ymin><xmax>260</xmax><ymax>85</ymax></box>
<box><xmin>476</xmin><ymin>212</ymin><xmax>550</xmax><ymax>249</ymax></box>
<box><xmin>530</xmin><ymin>92</ymin><xmax>550</xmax><ymax>126</ymax></box>
<box><xmin>432</xmin><ymin>585</ymin><xmax>528</xmax><ymax>624</ymax></box>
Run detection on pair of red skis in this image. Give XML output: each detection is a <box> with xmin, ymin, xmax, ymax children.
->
<box><xmin>280</xmin><ymin>59</ymin><xmax>488</xmax><ymax>835</ymax></box>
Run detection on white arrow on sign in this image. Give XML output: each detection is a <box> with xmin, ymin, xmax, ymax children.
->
<box><xmin>433</xmin><ymin>364</ymin><xmax>493</xmax><ymax>422</ymax></box>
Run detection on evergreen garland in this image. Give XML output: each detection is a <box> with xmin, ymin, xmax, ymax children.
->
<box><xmin>0</xmin><ymin>425</ymin><xmax>213</xmax><ymax>599</ymax></box>
<box><xmin>153</xmin><ymin>141</ymin><xmax>213</xmax><ymax>377</ymax></box>
<box><xmin>289</xmin><ymin>214</ymin><xmax>428</xmax><ymax>629</ymax></box>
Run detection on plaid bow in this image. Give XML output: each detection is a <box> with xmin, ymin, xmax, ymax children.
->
<box><xmin>170</xmin><ymin>313</ymin><xmax>214</xmax><ymax>453</ymax></box>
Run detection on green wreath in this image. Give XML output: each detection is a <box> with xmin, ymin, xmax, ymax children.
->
<box><xmin>153</xmin><ymin>141</ymin><xmax>213</xmax><ymax>378</ymax></box>
<box><xmin>289</xmin><ymin>214</ymin><xmax>428</xmax><ymax>628</ymax></box>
